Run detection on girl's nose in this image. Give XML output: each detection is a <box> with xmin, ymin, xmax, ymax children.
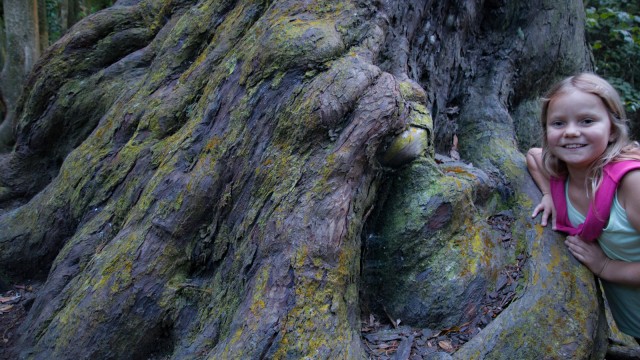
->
<box><xmin>563</xmin><ymin>123</ymin><xmax>580</xmax><ymax>137</ymax></box>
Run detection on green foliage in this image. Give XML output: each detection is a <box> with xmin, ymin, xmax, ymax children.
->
<box><xmin>585</xmin><ymin>0</ymin><xmax>640</xmax><ymax>113</ymax></box>
<box><xmin>46</xmin><ymin>0</ymin><xmax>63</xmax><ymax>43</ymax></box>
<box><xmin>79</xmin><ymin>0</ymin><xmax>115</xmax><ymax>18</ymax></box>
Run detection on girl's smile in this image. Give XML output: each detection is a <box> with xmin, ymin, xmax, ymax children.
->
<box><xmin>546</xmin><ymin>89</ymin><xmax>614</xmax><ymax>173</ymax></box>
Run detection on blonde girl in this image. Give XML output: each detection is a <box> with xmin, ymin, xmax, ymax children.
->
<box><xmin>527</xmin><ymin>73</ymin><xmax>640</xmax><ymax>343</ymax></box>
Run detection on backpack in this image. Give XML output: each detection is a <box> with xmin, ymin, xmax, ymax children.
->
<box><xmin>550</xmin><ymin>160</ymin><xmax>640</xmax><ymax>242</ymax></box>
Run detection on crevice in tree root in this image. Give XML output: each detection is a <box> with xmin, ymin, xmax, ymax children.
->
<box><xmin>259</xmin><ymin>327</ymin><xmax>281</xmax><ymax>360</ymax></box>
<box><xmin>361</xmin><ymin>251</ymin><xmax>528</xmax><ymax>358</ymax></box>
<box><xmin>606</xmin><ymin>344</ymin><xmax>640</xmax><ymax>360</ymax></box>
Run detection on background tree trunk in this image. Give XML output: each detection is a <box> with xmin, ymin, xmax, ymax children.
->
<box><xmin>0</xmin><ymin>12</ymin><xmax>5</xmax><ymax>124</ymax></box>
<box><xmin>0</xmin><ymin>0</ymin><xmax>40</xmax><ymax>151</ymax></box>
<box><xmin>59</xmin><ymin>0</ymin><xmax>69</xmax><ymax>33</ymax></box>
<box><xmin>37</xmin><ymin>0</ymin><xmax>48</xmax><ymax>53</ymax></box>
<box><xmin>68</xmin><ymin>0</ymin><xmax>80</xmax><ymax>29</ymax></box>
<box><xmin>0</xmin><ymin>0</ymin><xmax>602</xmax><ymax>358</ymax></box>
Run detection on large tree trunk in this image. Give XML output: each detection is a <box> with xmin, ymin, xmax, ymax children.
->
<box><xmin>0</xmin><ymin>0</ymin><xmax>600</xmax><ymax>358</ymax></box>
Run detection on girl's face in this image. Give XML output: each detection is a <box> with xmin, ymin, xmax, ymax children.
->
<box><xmin>546</xmin><ymin>89</ymin><xmax>614</xmax><ymax>173</ymax></box>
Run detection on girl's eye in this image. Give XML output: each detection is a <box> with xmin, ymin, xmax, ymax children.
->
<box><xmin>582</xmin><ymin>118</ymin><xmax>594</xmax><ymax>124</ymax></box>
<box><xmin>549</xmin><ymin>121</ymin><xmax>564</xmax><ymax>128</ymax></box>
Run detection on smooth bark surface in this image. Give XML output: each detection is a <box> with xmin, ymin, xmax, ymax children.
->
<box><xmin>0</xmin><ymin>0</ymin><xmax>608</xmax><ymax>359</ymax></box>
<box><xmin>37</xmin><ymin>0</ymin><xmax>49</xmax><ymax>53</ymax></box>
<box><xmin>0</xmin><ymin>0</ymin><xmax>41</xmax><ymax>150</ymax></box>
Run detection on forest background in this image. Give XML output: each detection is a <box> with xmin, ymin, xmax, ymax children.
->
<box><xmin>0</xmin><ymin>0</ymin><xmax>639</xmax><ymax>137</ymax></box>
<box><xmin>585</xmin><ymin>0</ymin><xmax>640</xmax><ymax>135</ymax></box>
<box><xmin>0</xmin><ymin>0</ymin><xmax>114</xmax><ymax>132</ymax></box>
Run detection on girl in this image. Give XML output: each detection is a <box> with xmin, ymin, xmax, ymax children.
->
<box><xmin>526</xmin><ymin>73</ymin><xmax>640</xmax><ymax>344</ymax></box>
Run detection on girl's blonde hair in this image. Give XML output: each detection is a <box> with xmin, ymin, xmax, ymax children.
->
<box><xmin>540</xmin><ymin>73</ymin><xmax>640</xmax><ymax>193</ymax></box>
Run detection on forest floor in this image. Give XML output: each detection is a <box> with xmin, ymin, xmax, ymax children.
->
<box><xmin>0</xmin><ymin>282</ymin><xmax>37</xmax><ymax>359</ymax></box>
<box><xmin>0</xmin><ymin>284</ymin><xmax>37</xmax><ymax>360</ymax></box>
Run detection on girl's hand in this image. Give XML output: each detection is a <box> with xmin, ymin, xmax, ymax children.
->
<box><xmin>526</xmin><ymin>148</ymin><xmax>554</xmax><ymax>228</ymax></box>
<box><xmin>564</xmin><ymin>235</ymin><xmax>608</xmax><ymax>275</ymax></box>
<box><xmin>565</xmin><ymin>235</ymin><xmax>640</xmax><ymax>286</ymax></box>
<box><xmin>532</xmin><ymin>193</ymin><xmax>556</xmax><ymax>229</ymax></box>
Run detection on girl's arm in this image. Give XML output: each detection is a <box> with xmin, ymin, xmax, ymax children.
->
<box><xmin>526</xmin><ymin>148</ymin><xmax>556</xmax><ymax>228</ymax></box>
<box><xmin>565</xmin><ymin>236</ymin><xmax>640</xmax><ymax>286</ymax></box>
<box><xmin>608</xmin><ymin>170</ymin><xmax>640</xmax><ymax>285</ymax></box>
<box><xmin>599</xmin><ymin>256</ymin><xmax>640</xmax><ymax>286</ymax></box>
<box><xmin>566</xmin><ymin>170</ymin><xmax>640</xmax><ymax>286</ymax></box>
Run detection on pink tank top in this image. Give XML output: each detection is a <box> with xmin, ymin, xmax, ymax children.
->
<box><xmin>550</xmin><ymin>160</ymin><xmax>640</xmax><ymax>242</ymax></box>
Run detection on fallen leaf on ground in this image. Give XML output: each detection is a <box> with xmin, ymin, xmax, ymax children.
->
<box><xmin>0</xmin><ymin>295</ymin><xmax>19</xmax><ymax>303</ymax></box>
<box><xmin>440</xmin><ymin>325</ymin><xmax>461</xmax><ymax>335</ymax></box>
<box><xmin>439</xmin><ymin>340</ymin><xmax>454</xmax><ymax>352</ymax></box>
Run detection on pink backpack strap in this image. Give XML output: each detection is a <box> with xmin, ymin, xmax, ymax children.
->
<box><xmin>550</xmin><ymin>175</ymin><xmax>580</xmax><ymax>236</ymax></box>
<box><xmin>549</xmin><ymin>160</ymin><xmax>640</xmax><ymax>242</ymax></box>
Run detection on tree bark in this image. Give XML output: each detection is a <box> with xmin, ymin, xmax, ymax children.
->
<box><xmin>59</xmin><ymin>0</ymin><xmax>70</xmax><ymax>33</ymax></box>
<box><xmin>68</xmin><ymin>0</ymin><xmax>80</xmax><ymax>28</ymax></box>
<box><xmin>0</xmin><ymin>14</ymin><xmax>5</xmax><ymax>123</ymax></box>
<box><xmin>0</xmin><ymin>0</ymin><xmax>40</xmax><ymax>151</ymax></box>
<box><xmin>0</xmin><ymin>0</ymin><xmax>600</xmax><ymax>358</ymax></box>
<box><xmin>37</xmin><ymin>0</ymin><xmax>48</xmax><ymax>53</ymax></box>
